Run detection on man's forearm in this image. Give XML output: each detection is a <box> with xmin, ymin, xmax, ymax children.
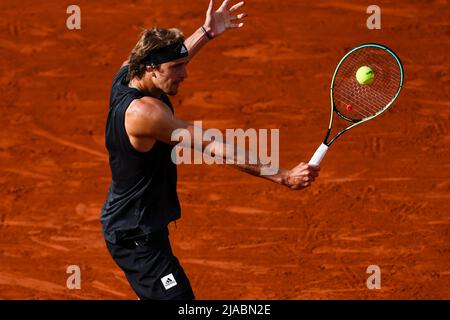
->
<box><xmin>231</xmin><ymin>163</ymin><xmax>287</xmax><ymax>185</ymax></box>
<box><xmin>184</xmin><ymin>27</ymin><xmax>210</xmax><ymax>61</ymax></box>
<box><xmin>206</xmin><ymin>138</ymin><xmax>287</xmax><ymax>185</ymax></box>
<box><xmin>174</xmin><ymin>125</ymin><xmax>288</xmax><ymax>186</ymax></box>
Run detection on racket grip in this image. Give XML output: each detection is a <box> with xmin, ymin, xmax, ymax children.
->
<box><xmin>309</xmin><ymin>143</ymin><xmax>329</xmax><ymax>166</ymax></box>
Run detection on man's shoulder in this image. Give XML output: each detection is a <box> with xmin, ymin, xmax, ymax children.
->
<box><xmin>125</xmin><ymin>96</ymin><xmax>174</xmax><ymax>140</ymax></box>
<box><xmin>127</xmin><ymin>96</ymin><xmax>172</xmax><ymax>120</ymax></box>
<box><xmin>132</xmin><ymin>96</ymin><xmax>165</xmax><ymax>109</ymax></box>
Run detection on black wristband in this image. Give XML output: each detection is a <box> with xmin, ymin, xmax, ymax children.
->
<box><xmin>201</xmin><ymin>26</ymin><xmax>213</xmax><ymax>40</ymax></box>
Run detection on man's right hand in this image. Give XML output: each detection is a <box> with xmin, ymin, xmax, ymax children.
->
<box><xmin>282</xmin><ymin>162</ymin><xmax>320</xmax><ymax>190</ymax></box>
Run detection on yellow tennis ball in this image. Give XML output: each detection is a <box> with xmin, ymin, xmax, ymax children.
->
<box><xmin>356</xmin><ymin>66</ymin><xmax>375</xmax><ymax>85</ymax></box>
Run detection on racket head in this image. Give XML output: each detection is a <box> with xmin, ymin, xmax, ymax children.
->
<box><xmin>330</xmin><ymin>43</ymin><xmax>404</xmax><ymax>123</ymax></box>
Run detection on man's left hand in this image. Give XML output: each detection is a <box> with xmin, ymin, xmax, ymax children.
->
<box><xmin>203</xmin><ymin>0</ymin><xmax>247</xmax><ymax>38</ymax></box>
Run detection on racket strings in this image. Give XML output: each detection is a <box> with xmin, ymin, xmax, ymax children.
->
<box><xmin>337</xmin><ymin>58</ymin><xmax>398</xmax><ymax>112</ymax></box>
<box><xmin>332</xmin><ymin>46</ymin><xmax>402</xmax><ymax>121</ymax></box>
<box><xmin>335</xmin><ymin>84</ymin><xmax>394</xmax><ymax>115</ymax></box>
<box><xmin>333</xmin><ymin>91</ymin><xmax>379</xmax><ymax>117</ymax></box>
<box><xmin>335</xmin><ymin>53</ymin><xmax>399</xmax><ymax>117</ymax></box>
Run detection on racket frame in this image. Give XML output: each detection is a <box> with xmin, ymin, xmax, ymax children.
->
<box><xmin>309</xmin><ymin>43</ymin><xmax>404</xmax><ymax>166</ymax></box>
<box><xmin>324</xmin><ymin>43</ymin><xmax>404</xmax><ymax>146</ymax></box>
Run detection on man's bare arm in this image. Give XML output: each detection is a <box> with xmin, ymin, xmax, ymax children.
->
<box><xmin>125</xmin><ymin>98</ymin><xmax>319</xmax><ymax>190</ymax></box>
<box><xmin>203</xmin><ymin>138</ymin><xmax>319</xmax><ymax>189</ymax></box>
<box><xmin>183</xmin><ymin>28</ymin><xmax>210</xmax><ymax>62</ymax></box>
<box><xmin>120</xmin><ymin>1</ymin><xmax>246</xmax><ymax>66</ymax></box>
<box><xmin>184</xmin><ymin>0</ymin><xmax>247</xmax><ymax>61</ymax></box>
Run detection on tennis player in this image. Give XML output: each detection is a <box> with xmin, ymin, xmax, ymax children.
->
<box><xmin>100</xmin><ymin>0</ymin><xmax>320</xmax><ymax>300</ymax></box>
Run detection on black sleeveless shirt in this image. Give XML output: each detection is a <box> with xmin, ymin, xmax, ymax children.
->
<box><xmin>100</xmin><ymin>66</ymin><xmax>181</xmax><ymax>244</ymax></box>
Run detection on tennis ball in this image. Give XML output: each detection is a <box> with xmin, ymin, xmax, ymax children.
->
<box><xmin>356</xmin><ymin>66</ymin><xmax>375</xmax><ymax>85</ymax></box>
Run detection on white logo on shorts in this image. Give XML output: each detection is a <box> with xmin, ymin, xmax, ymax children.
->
<box><xmin>161</xmin><ymin>273</ymin><xmax>177</xmax><ymax>290</ymax></box>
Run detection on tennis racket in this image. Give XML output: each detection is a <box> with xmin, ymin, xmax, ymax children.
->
<box><xmin>309</xmin><ymin>43</ymin><xmax>404</xmax><ymax>166</ymax></box>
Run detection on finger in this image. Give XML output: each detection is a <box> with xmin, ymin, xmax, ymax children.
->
<box><xmin>289</xmin><ymin>163</ymin><xmax>308</xmax><ymax>175</ymax></box>
<box><xmin>292</xmin><ymin>163</ymin><xmax>308</xmax><ymax>174</ymax></box>
<box><xmin>207</xmin><ymin>0</ymin><xmax>215</xmax><ymax>14</ymax></box>
<box><xmin>308</xmin><ymin>164</ymin><xmax>320</xmax><ymax>172</ymax></box>
<box><xmin>219</xmin><ymin>0</ymin><xmax>231</xmax><ymax>10</ymax></box>
<box><xmin>229</xmin><ymin>22</ymin><xmax>244</xmax><ymax>28</ymax></box>
<box><xmin>307</xmin><ymin>169</ymin><xmax>319</xmax><ymax>178</ymax></box>
<box><xmin>229</xmin><ymin>1</ymin><xmax>245</xmax><ymax>12</ymax></box>
<box><xmin>292</xmin><ymin>181</ymin><xmax>310</xmax><ymax>189</ymax></box>
<box><xmin>309</xmin><ymin>169</ymin><xmax>320</xmax><ymax>178</ymax></box>
<box><xmin>290</xmin><ymin>182</ymin><xmax>303</xmax><ymax>190</ymax></box>
<box><xmin>293</xmin><ymin>162</ymin><xmax>307</xmax><ymax>169</ymax></box>
<box><xmin>230</xmin><ymin>13</ymin><xmax>247</xmax><ymax>20</ymax></box>
<box><xmin>299</xmin><ymin>169</ymin><xmax>310</xmax><ymax>177</ymax></box>
<box><xmin>289</xmin><ymin>175</ymin><xmax>305</xmax><ymax>187</ymax></box>
<box><xmin>291</xmin><ymin>172</ymin><xmax>316</xmax><ymax>184</ymax></box>
<box><xmin>290</xmin><ymin>169</ymin><xmax>310</xmax><ymax>179</ymax></box>
<box><xmin>304</xmin><ymin>174</ymin><xmax>317</xmax><ymax>183</ymax></box>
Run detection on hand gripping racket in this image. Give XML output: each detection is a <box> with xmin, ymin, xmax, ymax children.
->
<box><xmin>309</xmin><ymin>43</ymin><xmax>404</xmax><ymax>165</ymax></box>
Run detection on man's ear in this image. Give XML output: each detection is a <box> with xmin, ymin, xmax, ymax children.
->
<box><xmin>145</xmin><ymin>65</ymin><xmax>157</xmax><ymax>78</ymax></box>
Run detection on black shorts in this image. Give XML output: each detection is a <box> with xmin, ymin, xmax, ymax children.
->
<box><xmin>105</xmin><ymin>227</ymin><xmax>194</xmax><ymax>300</ymax></box>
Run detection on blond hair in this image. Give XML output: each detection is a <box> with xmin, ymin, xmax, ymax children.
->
<box><xmin>127</xmin><ymin>27</ymin><xmax>184</xmax><ymax>80</ymax></box>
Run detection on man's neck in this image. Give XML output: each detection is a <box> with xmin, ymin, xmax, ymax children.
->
<box><xmin>129</xmin><ymin>77</ymin><xmax>163</xmax><ymax>99</ymax></box>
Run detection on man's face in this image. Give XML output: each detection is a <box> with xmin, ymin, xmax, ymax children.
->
<box><xmin>151</xmin><ymin>57</ymin><xmax>188</xmax><ymax>96</ymax></box>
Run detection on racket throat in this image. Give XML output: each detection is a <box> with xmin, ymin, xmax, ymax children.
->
<box><xmin>323</xmin><ymin>128</ymin><xmax>332</xmax><ymax>144</ymax></box>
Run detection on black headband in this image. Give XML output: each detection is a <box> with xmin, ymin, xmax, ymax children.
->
<box><xmin>141</xmin><ymin>41</ymin><xmax>189</xmax><ymax>66</ymax></box>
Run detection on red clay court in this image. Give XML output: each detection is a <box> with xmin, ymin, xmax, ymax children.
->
<box><xmin>0</xmin><ymin>0</ymin><xmax>449</xmax><ymax>299</ymax></box>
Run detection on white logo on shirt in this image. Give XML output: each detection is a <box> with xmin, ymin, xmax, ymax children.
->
<box><xmin>161</xmin><ymin>273</ymin><xmax>177</xmax><ymax>290</ymax></box>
